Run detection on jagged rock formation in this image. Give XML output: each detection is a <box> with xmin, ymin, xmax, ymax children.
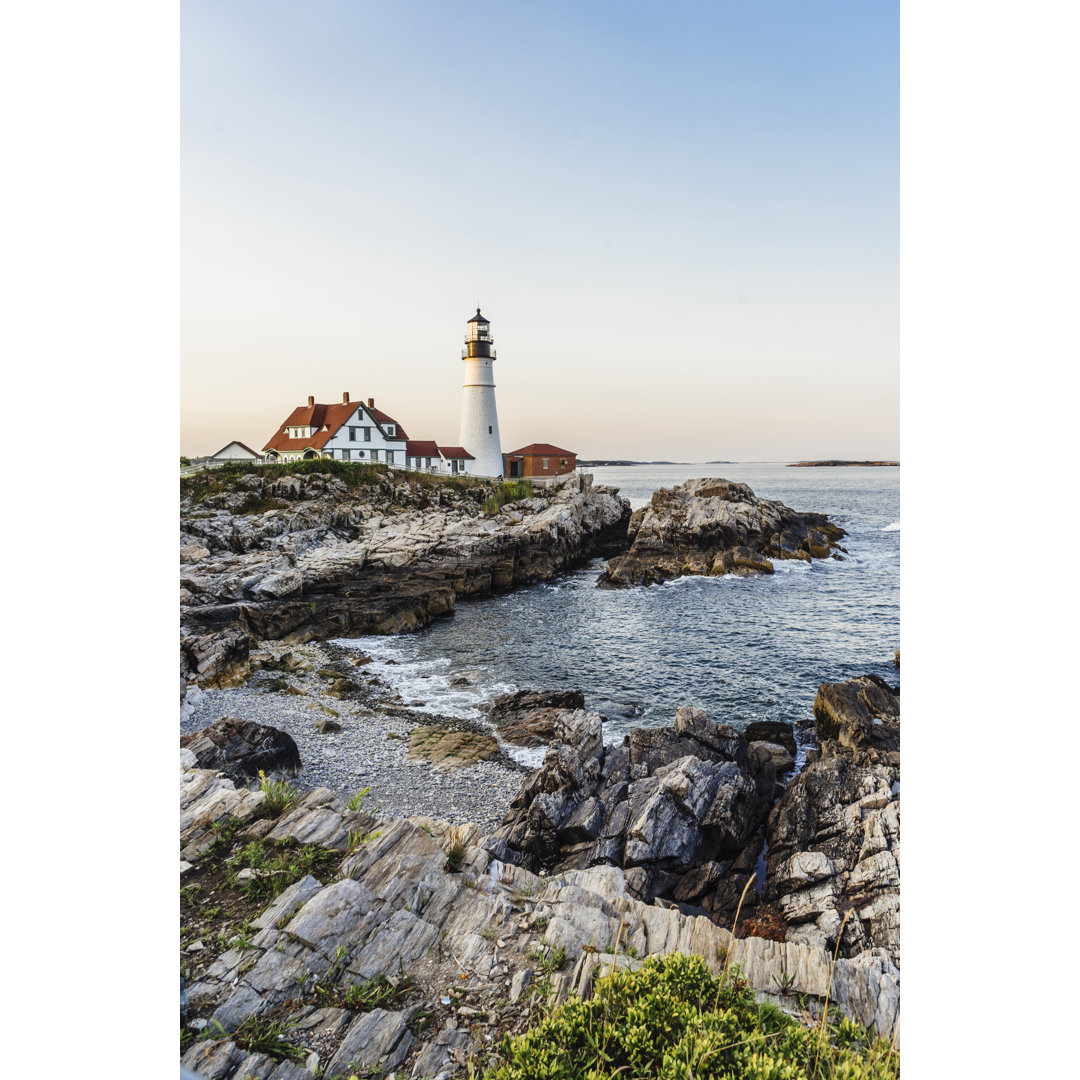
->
<box><xmin>180</xmin><ymin>755</ymin><xmax>899</xmax><ymax>1079</ymax></box>
<box><xmin>598</xmin><ymin>478</ymin><xmax>846</xmax><ymax>588</ymax></box>
<box><xmin>482</xmin><ymin>707</ymin><xmax>786</xmax><ymax>921</ymax></box>
<box><xmin>179</xmin><ymin>718</ymin><xmax>302</xmax><ymax>783</ymax></box>
<box><xmin>486</xmin><ymin>689</ymin><xmax>587</xmax><ymax>746</ymax></box>
<box><xmin>764</xmin><ymin>675</ymin><xmax>900</xmax><ymax>965</ymax></box>
<box><xmin>180</xmin><ymin>471</ymin><xmax>630</xmax><ymax>688</ymax></box>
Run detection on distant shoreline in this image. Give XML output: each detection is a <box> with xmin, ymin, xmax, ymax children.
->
<box><xmin>788</xmin><ymin>460</ymin><xmax>899</xmax><ymax>468</ymax></box>
<box><xmin>578</xmin><ymin>460</ymin><xmax>734</xmax><ymax>467</ymax></box>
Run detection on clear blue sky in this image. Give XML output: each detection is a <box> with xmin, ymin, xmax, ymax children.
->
<box><xmin>182</xmin><ymin>0</ymin><xmax>898</xmax><ymax>459</ymax></box>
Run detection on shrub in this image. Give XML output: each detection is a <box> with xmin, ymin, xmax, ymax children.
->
<box><xmin>480</xmin><ymin>953</ymin><xmax>898</xmax><ymax>1080</ymax></box>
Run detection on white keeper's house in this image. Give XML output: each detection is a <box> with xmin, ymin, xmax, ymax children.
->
<box><xmin>262</xmin><ymin>392</ymin><xmax>476</xmax><ymax>476</ymax></box>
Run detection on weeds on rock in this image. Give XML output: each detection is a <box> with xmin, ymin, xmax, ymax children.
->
<box><xmin>444</xmin><ymin>825</ymin><xmax>469</xmax><ymax>873</ymax></box>
<box><xmin>201</xmin><ymin>1015</ymin><xmax>306</xmax><ymax>1064</ymax></box>
<box><xmin>346</xmin><ymin>828</ymin><xmax>381</xmax><ymax>855</ymax></box>
<box><xmin>346</xmin><ymin>786</ymin><xmax>371</xmax><ymax>812</ymax></box>
<box><xmin>226</xmin><ymin>838</ymin><xmax>342</xmax><ymax>902</ymax></box>
<box><xmin>482</xmin><ymin>480</ymin><xmax>534</xmax><ymax>516</ymax></box>
<box><xmin>255</xmin><ymin>770</ymin><xmax>300</xmax><ymax>817</ymax></box>
<box><xmin>314</xmin><ymin>972</ymin><xmax>413</xmax><ymax>1012</ymax></box>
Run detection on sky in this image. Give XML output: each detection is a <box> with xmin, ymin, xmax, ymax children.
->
<box><xmin>181</xmin><ymin>0</ymin><xmax>898</xmax><ymax>461</ymax></box>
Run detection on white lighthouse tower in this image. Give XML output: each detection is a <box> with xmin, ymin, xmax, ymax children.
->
<box><xmin>459</xmin><ymin>308</ymin><xmax>504</xmax><ymax>478</ymax></box>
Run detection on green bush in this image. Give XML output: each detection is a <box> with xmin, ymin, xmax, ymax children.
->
<box><xmin>480</xmin><ymin>953</ymin><xmax>897</xmax><ymax>1080</ymax></box>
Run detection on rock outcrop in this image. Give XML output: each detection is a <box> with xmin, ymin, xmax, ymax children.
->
<box><xmin>482</xmin><ymin>706</ymin><xmax>778</xmax><ymax>920</ymax></box>
<box><xmin>487</xmin><ymin>688</ymin><xmax>587</xmax><ymax>746</ymax></box>
<box><xmin>180</xmin><ymin>470</ymin><xmax>631</xmax><ymax>687</ymax></box>
<box><xmin>181</xmin><ymin>753</ymin><xmax>899</xmax><ymax>1079</ymax></box>
<box><xmin>764</xmin><ymin>675</ymin><xmax>900</xmax><ymax>965</ymax></box>
<box><xmin>599</xmin><ymin>478</ymin><xmax>845</xmax><ymax>588</ymax></box>
<box><xmin>179</xmin><ymin>717</ymin><xmax>302</xmax><ymax>784</ymax></box>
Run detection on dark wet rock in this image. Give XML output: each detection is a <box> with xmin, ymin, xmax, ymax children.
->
<box><xmin>485</xmin><ymin>705</ymin><xmax>774</xmax><ymax>916</ymax></box>
<box><xmin>813</xmin><ymin>674</ymin><xmax>899</xmax><ymax>768</ymax></box>
<box><xmin>180</xmin><ymin>717</ymin><xmax>302</xmax><ymax>784</ymax></box>
<box><xmin>488</xmin><ymin>688</ymin><xmax>587</xmax><ymax>746</ymax></box>
<box><xmin>743</xmin><ymin>720</ymin><xmax>797</xmax><ymax>757</ymax></box>
<box><xmin>598</xmin><ymin>477</ymin><xmax>845</xmax><ymax>588</ymax></box>
<box><xmin>764</xmin><ymin>676</ymin><xmax>900</xmax><ymax>965</ymax></box>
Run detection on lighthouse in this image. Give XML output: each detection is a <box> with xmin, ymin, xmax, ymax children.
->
<box><xmin>458</xmin><ymin>308</ymin><xmax>504</xmax><ymax>477</ymax></box>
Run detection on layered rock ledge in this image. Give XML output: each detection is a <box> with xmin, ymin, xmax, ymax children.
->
<box><xmin>180</xmin><ymin>469</ymin><xmax>630</xmax><ymax>689</ymax></box>
<box><xmin>598</xmin><ymin>478</ymin><xmax>846</xmax><ymax>588</ymax></box>
<box><xmin>180</xmin><ymin>754</ymin><xmax>899</xmax><ymax>1079</ymax></box>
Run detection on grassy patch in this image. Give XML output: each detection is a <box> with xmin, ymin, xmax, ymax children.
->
<box><xmin>480</xmin><ymin>953</ymin><xmax>897</xmax><ymax>1080</ymax></box>
<box><xmin>482</xmin><ymin>479</ymin><xmax>534</xmax><ymax>516</ymax></box>
<box><xmin>225</xmin><ymin>837</ymin><xmax>343</xmax><ymax>903</ymax></box>
<box><xmin>255</xmin><ymin>770</ymin><xmax>300</xmax><ymax>817</ymax></box>
<box><xmin>199</xmin><ymin>1015</ymin><xmax>306</xmax><ymax>1064</ymax></box>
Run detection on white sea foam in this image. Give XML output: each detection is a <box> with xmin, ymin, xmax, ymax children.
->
<box><xmin>882</xmin><ymin>522</ymin><xmax>900</xmax><ymax>532</ymax></box>
<box><xmin>332</xmin><ymin>636</ymin><xmax>517</xmax><ymax>722</ymax></box>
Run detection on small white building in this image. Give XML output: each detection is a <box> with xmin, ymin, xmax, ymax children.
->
<box><xmin>211</xmin><ymin>441</ymin><xmax>264</xmax><ymax>462</ymax></box>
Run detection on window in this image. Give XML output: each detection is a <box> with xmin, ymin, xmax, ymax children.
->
<box><xmin>425</xmin><ymin>457</ymin><xmax>432</xmax><ymax>469</ymax></box>
<box><xmin>349</xmin><ymin>427</ymin><xmax>356</xmax><ymax>441</ymax></box>
<box><xmin>386</xmin><ymin>451</ymin><xmax>394</xmax><ymax>464</ymax></box>
<box><xmin>342</xmin><ymin>449</ymin><xmax>351</xmax><ymax>461</ymax></box>
<box><xmin>385</xmin><ymin>424</ymin><xmax>395</xmax><ymax>436</ymax></box>
<box><xmin>357</xmin><ymin>450</ymin><xmax>365</xmax><ymax>458</ymax></box>
<box><xmin>488</xmin><ymin>426</ymin><xmax>492</xmax><ymax>434</ymax></box>
<box><xmin>542</xmin><ymin>458</ymin><xmax>549</xmax><ymax>470</ymax></box>
<box><xmin>364</xmin><ymin>428</ymin><xmax>372</xmax><ymax>442</ymax></box>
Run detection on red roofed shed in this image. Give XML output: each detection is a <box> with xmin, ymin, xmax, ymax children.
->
<box><xmin>504</xmin><ymin>443</ymin><xmax>577</xmax><ymax>479</ymax></box>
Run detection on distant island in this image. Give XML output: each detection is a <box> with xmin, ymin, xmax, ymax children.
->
<box><xmin>788</xmin><ymin>460</ymin><xmax>899</xmax><ymax>468</ymax></box>
<box><xmin>578</xmin><ymin>460</ymin><xmax>683</xmax><ymax>467</ymax></box>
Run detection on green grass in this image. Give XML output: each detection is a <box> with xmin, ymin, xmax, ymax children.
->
<box><xmin>482</xmin><ymin>480</ymin><xmax>535</xmax><ymax>516</ymax></box>
<box><xmin>225</xmin><ymin>837</ymin><xmax>343</xmax><ymax>902</ymax></box>
<box><xmin>255</xmin><ymin>770</ymin><xmax>301</xmax><ymax>817</ymax></box>
<box><xmin>478</xmin><ymin>953</ymin><xmax>898</xmax><ymax>1080</ymax></box>
<box><xmin>313</xmin><ymin>972</ymin><xmax>412</xmax><ymax>1012</ymax></box>
<box><xmin>199</xmin><ymin>1015</ymin><xmax>306</xmax><ymax>1064</ymax></box>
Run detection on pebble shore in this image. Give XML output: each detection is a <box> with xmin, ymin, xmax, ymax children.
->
<box><xmin>180</xmin><ymin>640</ymin><xmax>529</xmax><ymax>832</ymax></box>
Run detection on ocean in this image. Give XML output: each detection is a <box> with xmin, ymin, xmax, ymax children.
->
<box><xmin>332</xmin><ymin>463</ymin><xmax>899</xmax><ymax>764</ymax></box>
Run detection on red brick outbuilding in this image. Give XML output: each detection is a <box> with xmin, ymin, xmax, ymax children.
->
<box><xmin>504</xmin><ymin>443</ymin><xmax>577</xmax><ymax>479</ymax></box>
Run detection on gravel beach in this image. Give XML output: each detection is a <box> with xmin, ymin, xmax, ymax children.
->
<box><xmin>180</xmin><ymin>640</ymin><xmax>529</xmax><ymax>832</ymax></box>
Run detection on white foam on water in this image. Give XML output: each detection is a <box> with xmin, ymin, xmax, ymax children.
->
<box><xmin>332</xmin><ymin>635</ymin><xmax>519</xmax><ymax>721</ymax></box>
<box><xmin>505</xmin><ymin>743</ymin><xmax>548</xmax><ymax>769</ymax></box>
<box><xmin>882</xmin><ymin>522</ymin><xmax>900</xmax><ymax>532</ymax></box>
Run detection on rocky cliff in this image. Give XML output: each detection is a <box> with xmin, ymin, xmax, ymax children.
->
<box><xmin>599</xmin><ymin>478</ymin><xmax>846</xmax><ymax>588</ymax></box>
<box><xmin>180</xmin><ymin>469</ymin><xmax>631</xmax><ymax>689</ymax></box>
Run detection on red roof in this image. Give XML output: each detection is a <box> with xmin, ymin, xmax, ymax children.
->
<box><xmin>263</xmin><ymin>400</ymin><xmax>408</xmax><ymax>453</ymax></box>
<box><xmin>438</xmin><ymin>446</ymin><xmax>474</xmax><ymax>460</ymax></box>
<box><xmin>406</xmin><ymin>440</ymin><xmax>440</xmax><ymax>456</ymax></box>
<box><xmin>506</xmin><ymin>443</ymin><xmax>576</xmax><ymax>457</ymax></box>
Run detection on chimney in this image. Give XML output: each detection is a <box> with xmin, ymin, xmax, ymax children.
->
<box><xmin>307</xmin><ymin>395</ymin><xmax>315</xmax><ymax>407</ymax></box>
<box><xmin>343</xmin><ymin>391</ymin><xmax>350</xmax><ymax>404</ymax></box>
<box><xmin>367</xmin><ymin>397</ymin><xmax>375</xmax><ymax>408</ymax></box>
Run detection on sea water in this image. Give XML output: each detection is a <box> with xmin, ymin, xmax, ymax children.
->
<box><xmin>332</xmin><ymin>463</ymin><xmax>899</xmax><ymax>760</ymax></box>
